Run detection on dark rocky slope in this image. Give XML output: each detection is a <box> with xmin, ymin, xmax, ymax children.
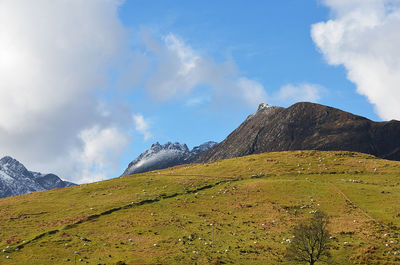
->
<box><xmin>197</xmin><ymin>102</ymin><xmax>400</xmax><ymax>163</ymax></box>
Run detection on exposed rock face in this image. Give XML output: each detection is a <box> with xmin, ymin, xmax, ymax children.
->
<box><xmin>191</xmin><ymin>141</ymin><xmax>218</xmax><ymax>155</ymax></box>
<box><xmin>0</xmin><ymin>156</ymin><xmax>75</xmax><ymax>198</ymax></box>
<box><xmin>34</xmin><ymin>173</ymin><xmax>74</xmax><ymax>190</ymax></box>
<box><xmin>122</xmin><ymin>141</ymin><xmax>217</xmax><ymax>175</ymax></box>
<box><xmin>197</xmin><ymin>102</ymin><xmax>400</xmax><ymax>163</ymax></box>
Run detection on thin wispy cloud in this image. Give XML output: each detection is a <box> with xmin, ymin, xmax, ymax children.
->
<box><xmin>274</xmin><ymin>83</ymin><xmax>324</xmax><ymax>105</ymax></box>
<box><xmin>77</xmin><ymin>126</ymin><xmax>129</xmax><ymax>183</ymax></box>
<box><xmin>237</xmin><ymin>77</ymin><xmax>268</xmax><ymax>107</ymax></box>
<box><xmin>185</xmin><ymin>96</ymin><xmax>212</xmax><ymax>107</ymax></box>
<box><xmin>140</xmin><ymin>32</ymin><xmax>269</xmax><ymax>107</ymax></box>
<box><xmin>133</xmin><ymin>114</ymin><xmax>152</xmax><ymax>140</ymax></box>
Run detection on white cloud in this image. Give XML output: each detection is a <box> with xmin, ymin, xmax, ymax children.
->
<box><xmin>133</xmin><ymin>114</ymin><xmax>152</xmax><ymax>140</ymax></box>
<box><xmin>274</xmin><ymin>83</ymin><xmax>323</xmax><ymax>105</ymax></box>
<box><xmin>76</xmin><ymin>126</ymin><xmax>129</xmax><ymax>184</ymax></box>
<box><xmin>141</xmin><ymin>32</ymin><xmax>268</xmax><ymax>107</ymax></box>
<box><xmin>164</xmin><ymin>34</ymin><xmax>201</xmax><ymax>77</ymax></box>
<box><xmin>0</xmin><ymin>0</ymin><xmax>332</xmax><ymax>184</ymax></box>
<box><xmin>312</xmin><ymin>0</ymin><xmax>400</xmax><ymax>120</ymax></box>
<box><xmin>144</xmin><ymin>33</ymin><xmax>325</xmax><ymax>108</ymax></box>
<box><xmin>185</xmin><ymin>96</ymin><xmax>212</xmax><ymax>107</ymax></box>
<box><xmin>0</xmin><ymin>1</ymin><xmax>269</xmax><ymax>183</ymax></box>
<box><xmin>237</xmin><ymin>78</ymin><xmax>268</xmax><ymax>106</ymax></box>
<box><xmin>0</xmin><ymin>0</ymin><xmax>131</xmax><ymax>182</ymax></box>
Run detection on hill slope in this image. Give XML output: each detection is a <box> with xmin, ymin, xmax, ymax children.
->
<box><xmin>1</xmin><ymin>151</ymin><xmax>400</xmax><ymax>264</ymax></box>
<box><xmin>197</xmin><ymin>102</ymin><xmax>400</xmax><ymax>163</ymax></box>
<box><xmin>0</xmin><ymin>156</ymin><xmax>74</xmax><ymax>198</ymax></box>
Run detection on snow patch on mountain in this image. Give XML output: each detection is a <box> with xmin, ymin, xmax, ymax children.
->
<box><xmin>244</xmin><ymin>103</ymin><xmax>280</xmax><ymax>123</ymax></box>
<box><xmin>123</xmin><ymin>141</ymin><xmax>217</xmax><ymax>175</ymax></box>
<box><xmin>0</xmin><ymin>170</ymin><xmax>13</xmax><ymax>182</ymax></box>
<box><xmin>0</xmin><ymin>156</ymin><xmax>75</xmax><ymax>198</ymax></box>
<box><xmin>191</xmin><ymin>141</ymin><xmax>218</xmax><ymax>155</ymax></box>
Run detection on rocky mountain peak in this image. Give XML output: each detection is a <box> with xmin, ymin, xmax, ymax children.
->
<box><xmin>0</xmin><ymin>156</ymin><xmax>75</xmax><ymax>198</ymax></box>
<box><xmin>243</xmin><ymin>103</ymin><xmax>283</xmax><ymax>124</ymax></box>
<box><xmin>150</xmin><ymin>142</ymin><xmax>162</xmax><ymax>150</ymax></box>
<box><xmin>164</xmin><ymin>142</ymin><xmax>189</xmax><ymax>152</ymax></box>
<box><xmin>0</xmin><ymin>155</ymin><xmax>25</xmax><ymax>168</ymax></box>
<box><xmin>149</xmin><ymin>142</ymin><xmax>189</xmax><ymax>152</ymax></box>
<box><xmin>0</xmin><ymin>155</ymin><xmax>17</xmax><ymax>164</ymax></box>
<box><xmin>257</xmin><ymin>103</ymin><xmax>271</xmax><ymax>111</ymax></box>
<box><xmin>122</xmin><ymin>140</ymin><xmax>217</xmax><ymax>175</ymax></box>
<box><xmin>0</xmin><ymin>156</ymin><xmax>30</xmax><ymax>178</ymax></box>
<box><xmin>196</xmin><ymin>102</ymin><xmax>400</xmax><ymax>163</ymax></box>
<box><xmin>191</xmin><ymin>141</ymin><xmax>217</xmax><ymax>155</ymax></box>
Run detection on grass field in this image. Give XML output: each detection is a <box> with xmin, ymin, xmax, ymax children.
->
<box><xmin>1</xmin><ymin>150</ymin><xmax>400</xmax><ymax>264</ymax></box>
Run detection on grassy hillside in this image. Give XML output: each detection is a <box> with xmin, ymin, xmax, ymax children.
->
<box><xmin>1</xmin><ymin>150</ymin><xmax>400</xmax><ymax>264</ymax></box>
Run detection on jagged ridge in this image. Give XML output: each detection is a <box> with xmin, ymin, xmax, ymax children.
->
<box><xmin>0</xmin><ymin>156</ymin><xmax>75</xmax><ymax>198</ymax></box>
<box><xmin>122</xmin><ymin>141</ymin><xmax>217</xmax><ymax>175</ymax></box>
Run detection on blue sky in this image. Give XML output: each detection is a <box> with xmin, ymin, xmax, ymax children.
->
<box><xmin>1</xmin><ymin>0</ymin><xmax>399</xmax><ymax>183</ymax></box>
<box><xmin>118</xmin><ymin>0</ymin><xmax>378</xmax><ymax>120</ymax></box>
<box><xmin>117</xmin><ymin>0</ymin><xmax>379</xmax><ymax>168</ymax></box>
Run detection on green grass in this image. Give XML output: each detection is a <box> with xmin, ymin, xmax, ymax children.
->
<box><xmin>1</xmin><ymin>150</ymin><xmax>400</xmax><ymax>264</ymax></box>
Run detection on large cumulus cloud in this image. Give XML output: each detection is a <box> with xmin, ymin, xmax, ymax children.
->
<box><xmin>312</xmin><ymin>0</ymin><xmax>400</xmax><ymax>120</ymax></box>
<box><xmin>0</xmin><ymin>0</ymin><xmax>129</xmax><ymax>183</ymax></box>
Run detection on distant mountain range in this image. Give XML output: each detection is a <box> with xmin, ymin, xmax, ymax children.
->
<box><xmin>4</xmin><ymin>101</ymin><xmax>400</xmax><ymax>198</ymax></box>
<box><xmin>122</xmin><ymin>102</ymin><xmax>400</xmax><ymax>176</ymax></box>
<box><xmin>196</xmin><ymin>102</ymin><xmax>400</xmax><ymax>163</ymax></box>
<box><xmin>0</xmin><ymin>156</ymin><xmax>74</xmax><ymax>198</ymax></box>
<box><xmin>122</xmin><ymin>141</ymin><xmax>217</xmax><ymax>175</ymax></box>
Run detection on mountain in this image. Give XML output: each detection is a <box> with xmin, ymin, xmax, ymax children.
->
<box><xmin>197</xmin><ymin>102</ymin><xmax>400</xmax><ymax>163</ymax></box>
<box><xmin>0</xmin><ymin>156</ymin><xmax>74</xmax><ymax>198</ymax></box>
<box><xmin>191</xmin><ymin>141</ymin><xmax>218</xmax><ymax>155</ymax></box>
<box><xmin>122</xmin><ymin>141</ymin><xmax>217</xmax><ymax>175</ymax></box>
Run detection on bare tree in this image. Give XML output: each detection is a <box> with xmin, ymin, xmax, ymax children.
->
<box><xmin>286</xmin><ymin>211</ymin><xmax>331</xmax><ymax>265</ymax></box>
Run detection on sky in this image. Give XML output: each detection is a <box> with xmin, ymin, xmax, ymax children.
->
<box><xmin>1</xmin><ymin>0</ymin><xmax>400</xmax><ymax>183</ymax></box>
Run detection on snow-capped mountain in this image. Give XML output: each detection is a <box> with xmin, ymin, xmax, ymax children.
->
<box><xmin>0</xmin><ymin>156</ymin><xmax>75</xmax><ymax>198</ymax></box>
<box><xmin>122</xmin><ymin>141</ymin><xmax>217</xmax><ymax>175</ymax></box>
<box><xmin>191</xmin><ymin>141</ymin><xmax>218</xmax><ymax>155</ymax></box>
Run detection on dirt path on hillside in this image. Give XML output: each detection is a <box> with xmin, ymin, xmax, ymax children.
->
<box><xmin>329</xmin><ymin>182</ymin><xmax>378</xmax><ymax>223</ymax></box>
